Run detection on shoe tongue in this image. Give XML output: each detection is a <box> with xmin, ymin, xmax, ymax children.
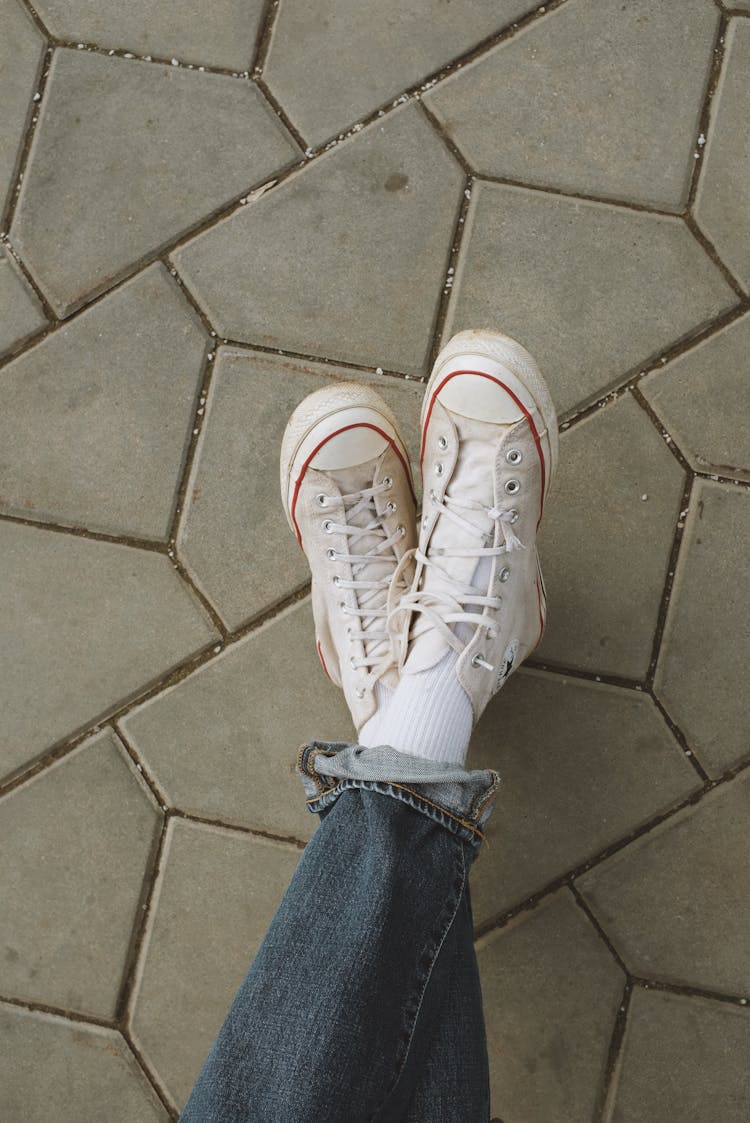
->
<box><xmin>405</xmin><ymin>416</ymin><xmax>500</xmax><ymax>674</ymax></box>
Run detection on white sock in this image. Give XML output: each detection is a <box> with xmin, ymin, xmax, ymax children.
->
<box><xmin>358</xmin><ymin>649</ymin><xmax>473</xmax><ymax>766</ymax></box>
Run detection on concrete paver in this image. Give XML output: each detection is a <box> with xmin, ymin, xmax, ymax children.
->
<box><xmin>468</xmin><ymin>671</ymin><xmax>700</xmax><ymax>924</ymax></box>
<box><xmin>579</xmin><ymin>772</ymin><xmax>750</xmax><ymax>996</ymax></box>
<box><xmin>443</xmin><ymin>184</ymin><xmax>737</xmax><ymax>416</ymax></box>
<box><xmin>0</xmin><ymin>0</ymin><xmax>45</xmax><ymax>216</ymax></box>
<box><xmin>641</xmin><ymin>311</ymin><xmax>750</xmax><ymax>479</ymax></box>
<box><xmin>174</xmin><ymin>105</ymin><xmax>463</xmax><ymax>376</ymax></box>
<box><xmin>122</xmin><ymin>599</ymin><xmax>353</xmax><ymax>839</ymax></box>
<box><xmin>425</xmin><ymin>0</ymin><xmax>718</xmax><ymax>210</ymax></box>
<box><xmin>0</xmin><ymin>521</ymin><xmax>217</xmax><ymax>777</ymax></box>
<box><xmin>0</xmin><ymin>1005</ymin><xmax>169</xmax><ymax>1123</ymax></box>
<box><xmin>177</xmin><ymin>347</ymin><xmax>422</xmax><ymax>629</ymax></box>
<box><xmin>0</xmin><ymin>729</ymin><xmax>160</xmax><ymax>1017</ymax></box>
<box><xmin>130</xmin><ymin>818</ymin><xmax>300</xmax><ymax>1110</ymax></box>
<box><xmin>536</xmin><ymin>394</ymin><xmax>685</xmax><ymax>678</ymax></box>
<box><xmin>0</xmin><ymin>246</ymin><xmax>46</xmax><ymax>358</ymax></box>
<box><xmin>264</xmin><ymin>0</ymin><xmax>536</xmax><ymax>146</ymax></box>
<box><xmin>695</xmin><ymin>20</ymin><xmax>750</xmax><ymax>289</ymax></box>
<box><xmin>11</xmin><ymin>49</ymin><xmax>299</xmax><ymax>316</ymax></box>
<box><xmin>3</xmin><ymin>3</ymin><xmax>750</xmax><ymax>1117</ymax></box>
<box><xmin>654</xmin><ymin>480</ymin><xmax>750</xmax><ymax>774</ymax></box>
<box><xmin>611</xmin><ymin>988</ymin><xmax>750</xmax><ymax>1123</ymax></box>
<box><xmin>0</xmin><ymin>264</ymin><xmax>206</xmax><ymax>539</ymax></box>
<box><xmin>31</xmin><ymin>0</ymin><xmax>266</xmax><ymax>71</ymax></box>
<box><xmin>477</xmin><ymin>891</ymin><xmax>625</xmax><ymax>1123</ymax></box>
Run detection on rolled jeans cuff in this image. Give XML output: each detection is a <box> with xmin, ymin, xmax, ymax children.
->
<box><xmin>297</xmin><ymin>741</ymin><xmax>500</xmax><ymax>849</ymax></box>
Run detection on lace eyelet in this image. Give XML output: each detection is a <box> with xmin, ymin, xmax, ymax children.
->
<box><xmin>355</xmin><ymin>687</ymin><xmax>366</xmax><ymax>699</ymax></box>
<box><xmin>499</xmin><ymin>567</ymin><xmax>511</xmax><ymax>583</ymax></box>
<box><xmin>349</xmin><ymin>656</ymin><xmax>358</xmax><ymax>669</ymax></box>
<box><xmin>326</xmin><ymin>548</ymin><xmax>336</xmax><ymax>559</ymax></box>
<box><xmin>505</xmin><ymin>479</ymin><xmax>521</xmax><ymax>495</ymax></box>
<box><xmin>333</xmin><ymin>575</ymin><xmax>341</xmax><ymax>587</ymax></box>
<box><xmin>508</xmin><ymin>509</ymin><xmax>520</xmax><ymax>525</ymax></box>
<box><xmin>382</xmin><ymin>477</ymin><xmax>393</xmax><ymax>488</ymax></box>
<box><xmin>323</xmin><ymin>520</ymin><xmax>334</xmax><ymax>533</ymax></box>
<box><xmin>434</xmin><ymin>463</ymin><xmax>444</xmax><ymax>477</ymax></box>
<box><xmin>397</xmin><ymin>525</ymin><xmax>405</xmax><ymax>537</ymax></box>
<box><xmin>506</xmin><ymin>449</ymin><xmax>522</xmax><ymax>465</ymax></box>
<box><xmin>385</xmin><ymin>500</ymin><xmax>397</xmax><ymax>513</ymax></box>
<box><xmin>315</xmin><ymin>493</ymin><xmax>328</xmax><ymax>507</ymax></box>
<box><xmin>437</xmin><ymin>436</ymin><xmax>448</xmax><ymax>451</ymax></box>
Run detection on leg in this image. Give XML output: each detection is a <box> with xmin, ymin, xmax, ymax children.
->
<box><xmin>180</xmin><ymin>745</ymin><xmax>498</xmax><ymax>1123</ymax></box>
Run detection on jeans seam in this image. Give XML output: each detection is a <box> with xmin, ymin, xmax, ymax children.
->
<box><xmin>371</xmin><ymin>840</ymin><xmax>468</xmax><ymax>1121</ymax></box>
<box><xmin>305</xmin><ymin>780</ymin><xmax>485</xmax><ymax>841</ymax></box>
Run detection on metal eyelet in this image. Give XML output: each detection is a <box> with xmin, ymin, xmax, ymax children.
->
<box><xmin>315</xmin><ymin>493</ymin><xmax>328</xmax><ymax>507</ymax></box>
<box><xmin>422</xmin><ymin>516</ymin><xmax>429</xmax><ymax>528</ymax></box>
<box><xmin>505</xmin><ymin>479</ymin><xmax>521</xmax><ymax>495</ymax></box>
<box><xmin>382</xmin><ymin>476</ymin><xmax>393</xmax><ymax>488</ymax></box>
<box><xmin>355</xmin><ymin>687</ymin><xmax>366</xmax><ymax>699</ymax></box>
<box><xmin>323</xmin><ymin>520</ymin><xmax>334</xmax><ymax>533</ymax></box>
<box><xmin>398</xmin><ymin>525</ymin><xmax>405</xmax><ymax>537</ymax></box>
<box><xmin>429</xmin><ymin>489</ymin><xmax>437</xmax><ymax>501</ymax></box>
<box><xmin>437</xmin><ymin>436</ymin><xmax>448</xmax><ymax>451</ymax></box>
<box><xmin>506</xmin><ymin>449</ymin><xmax>523</xmax><ymax>465</ymax></box>
<box><xmin>349</xmin><ymin>656</ymin><xmax>358</xmax><ymax>669</ymax></box>
<box><xmin>507</xmin><ymin>509</ymin><xmax>520</xmax><ymax>525</ymax></box>
<box><xmin>471</xmin><ymin>652</ymin><xmax>494</xmax><ymax>671</ymax></box>
<box><xmin>326</xmin><ymin>548</ymin><xmax>336</xmax><ymax>559</ymax></box>
<box><xmin>499</xmin><ymin>567</ymin><xmax>511</xmax><ymax>583</ymax></box>
<box><xmin>333</xmin><ymin>575</ymin><xmax>342</xmax><ymax>587</ymax></box>
<box><xmin>434</xmin><ymin>463</ymin><xmax>444</xmax><ymax>476</ymax></box>
<box><xmin>385</xmin><ymin>500</ymin><xmax>397</xmax><ymax>513</ymax></box>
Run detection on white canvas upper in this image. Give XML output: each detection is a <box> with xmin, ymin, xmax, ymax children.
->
<box><xmin>392</xmin><ymin>329</ymin><xmax>558</xmax><ymax>723</ymax></box>
<box><xmin>280</xmin><ymin>382</ymin><xmax>417</xmax><ymax>730</ymax></box>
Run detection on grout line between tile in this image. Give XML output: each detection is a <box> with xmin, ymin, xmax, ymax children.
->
<box><xmin>0</xmin><ymin>509</ymin><xmax>167</xmax><ymax>551</ymax></box>
<box><xmin>687</xmin><ymin>10</ymin><xmax>730</xmax><ymax>211</ymax></box>
<box><xmin>114</xmin><ymin>725</ymin><xmax>171</xmax><ymax>809</ymax></box>
<box><xmin>17</xmin><ymin>0</ymin><xmax>52</xmax><ymax>38</ymax></box>
<box><xmin>630</xmin><ymin>976</ymin><xmax>750</xmax><ymax>1009</ymax></box>
<box><xmin>170</xmin><ymin>808</ymin><xmax>307</xmax><ymax>850</ymax></box>
<box><xmin>254</xmin><ymin>75</ymin><xmax>309</xmax><ymax>153</ymax></box>
<box><xmin>649</xmin><ymin>692</ymin><xmax>711</xmax><ymax>783</ymax></box>
<box><xmin>122</xmin><ymin>1027</ymin><xmax>179</xmax><ymax>1120</ymax></box>
<box><xmin>1</xmin><ymin>45</ymin><xmax>53</xmax><ymax>236</ymax></box>
<box><xmin>0</xmin><ymin>992</ymin><xmax>114</xmax><ymax>1028</ymax></box>
<box><xmin>425</xmin><ymin>171</ymin><xmax>474</xmax><ymax>371</ymax></box>
<box><xmin>251</xmin><ymin>0</ymin><xmax>281</xmax><ymax>75</ymax></box>
<box><xmin>684</xmin><ymin>213</ymin><xmax>747</xmax><ymax>298</ymax></box>
<box><xmin>475</xmin><ymin>173</ymin><xmax>682</xmax><ymax>218</ymax></box>
<box><xmin>523</xmin><ymin>660</ymin><xmax>646</xmax><ymax>693</ymax></box>
<box><xmin>0</xmin><ymin>234</ymin><xmax>57</xmax><ymax>322</ymax></box>
<box><xmin>596</xmin><ymin>980</ymin><xmax>633</xmax><ymax>1123</ymax></box>
<box><xmin>215</xmin><ymin>336</ymin><xmax>420</xmax><ymax>383</ymax></box>
<box><xmin>569</xmin><ymin>884</ymin><xmax>630</xmax><ymax>974</ymax></box>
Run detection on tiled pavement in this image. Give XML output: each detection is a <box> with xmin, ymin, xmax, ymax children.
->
<box><xmin>1</xmin><ymin>0</ymin><xmax>749</xmax><ymax>1118</ymax></box>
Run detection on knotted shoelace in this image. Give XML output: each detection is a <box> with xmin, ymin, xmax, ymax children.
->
<box><xmin>322</xmin><ymin>480</ymin><xmax>411</xmax><ymax>683</ymax></box>
<box><xmin>388</xmin><ymin>491</ymin><xmax>525</xmax><ymax>661</ymax></box>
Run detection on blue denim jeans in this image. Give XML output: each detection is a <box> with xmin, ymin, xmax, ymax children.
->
<box><xmin>180</xmin><ymin>742</ymin><xmax>500</xmax><ymax>1123</ymax></box>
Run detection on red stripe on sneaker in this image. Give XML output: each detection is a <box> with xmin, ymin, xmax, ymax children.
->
<box><xmin>420</xmin><ymin>370</ymin><xmax>547</xmax><ymax>525</ymax></box>
<box><xmin>317</xmin><ymin>641</ymin><xmax>333</xmax><ymax>681</ymax></box>
<box><xmin>290</xmin><ymin>422</ymin><xmax>416</xmax><ymax>548</ymax></box>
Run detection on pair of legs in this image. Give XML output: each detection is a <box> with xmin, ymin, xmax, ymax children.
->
<box><xmin>181</xmin><ymin>330</ymin><xmax>558</xmax><ymax>1121</ymax></box>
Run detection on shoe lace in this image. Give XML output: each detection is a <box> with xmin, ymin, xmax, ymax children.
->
<box><xmin>388</xmin><ymin>493</ymin><xmax>525</xmax><ymax>660</ymax></box>
<box><xmin>322</xmin><ymin>480</ymin><xmax>411</xmax><ymax>681</ymax></box>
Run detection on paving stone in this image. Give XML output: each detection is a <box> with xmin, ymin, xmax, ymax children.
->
<box><xmin>695</xmin><ymin>21</ymin><xmax>750</xmax><ymax>289</ymax></box>
<box><xmin>0</xmin><ymin>521</ymin><xmax>217</xmax><ymax>778</ymax></box>
<box><xmin>264</xmin><ymin>0</ymin><xmax>536</xmax><ymax>147</ymax></box>
<box><xmin>641</xmin><ymin>313</ymin><xmax>750</xmax><ymax>479</ymax></box>
<box><xmin>654</xmin><ymin>480</ymin><xmax>750</xmax><ymax>774</ymax></box>
<box><xmin>534</xmin><ymin>395</ymin><xmax>685</xmax><ymax>678</ymax></box>
<box><xmin>122</xmin><ymin>599</ymin><xmax>355</xmax><ymax>839</ymax></box>
<box><xmin>31</xmin><ymin>0</ymin><xmax>266</xmax><ymax>72</ymax></box>
<box><xmin>174</xmin><ymin>106</ymin><xmax>463</xmax><ymax>376</ymax></box>
<box><xmin>130</xmin><ymin>817</ymin><xmax>300</xmax><ymax>1109</ymax></box>
<box><xmin>477</xmin><ymin>890</ymin><xmax>624</xmax><ymax>1123</ymax></box>
<box><xmin>467</xmin><ymin>671</ymin><xmax>699</xmax><ymax>925</ymax></box>
<box><xmin>611</xmin><ymin>988</ymin><xmax>750</xmax><ymax>1123</ymax></box>
<box><xmin>0</xmin><ymin>264</ymin><xmax>206</xmax><ymax>539</ymax></box>
<box><xmin>0</xmin><ymin>1005</ymin><xmax>169</xmax><ymax>1123</ymax></box>
<box><xmin>0</xmin><ymin>0</ymin><xmax>45</xmax><ymax>216</ymax></box>
<box><xmin>0</xmin><ymin>729</ymin><xmax>160</xmax><ymax>1017</ymax></box>
<box><xmin>425</xmin><ymin>0</ymin><xmax>718</xmax><ymax>210</ymax></box>
<box><xmin>177</xmin><ymin>347</ymin><xmax>422</xmax><ymax>629</ymax></box>
<box><xmin>579</xmin><ymin>772</ymin><xmax>750</xmax><ymax>996</ymax></box>
<box><xmin>11</xmin><ymin>49</ymin><xmax>299</xmax><ymax>317</ymax></box>
<box><xmin>0</xmin><ymin>245</ymin><xmax>46</xmax><ymax>358</ymax></box>
<box><xmin>443</xmin><ymin>183</ymin><xmax>737</xmax><ymax>416</ymax></box>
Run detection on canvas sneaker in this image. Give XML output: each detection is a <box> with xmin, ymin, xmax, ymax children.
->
<box><xmin>280</xmin><ymin>382</ymin><xmax>417</xmax><ymax>730</ymax></box>
<box><xmin>392</xmin><ymin>329</ymin><xmax>558</xmax><ymax>723</ymax></box>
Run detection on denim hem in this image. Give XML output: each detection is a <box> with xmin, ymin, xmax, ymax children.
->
<box><xmin>297</xmin><ymin>742</ymin><xmax>500</xmax><ymax>849</ymax></box>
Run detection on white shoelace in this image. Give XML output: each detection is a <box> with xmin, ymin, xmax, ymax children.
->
<box><xmin>322</xmin><ymin>480</ymin><xmax>410</xmax><ymax>683</ymax></box>
<box><xmin>389</xmin><ymin>492</ymin><xmax>525</xmax><ymax>661</ymax></box>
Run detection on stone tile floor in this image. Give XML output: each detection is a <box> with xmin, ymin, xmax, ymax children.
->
<box><xmin>1</xmin><ymin>0</ymin><xmax>749</xmax><ymax>1119</ymax></box>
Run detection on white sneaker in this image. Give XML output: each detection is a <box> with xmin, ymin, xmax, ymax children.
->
<box><xmin>280</xmin><ymin>382</ymin><xmax>417</xmax><ymax>730</ymax></box>
<box><xmin>392</xmin><ymin>329</ymin><xmax>559</xmax><ymax>723</ymax></box>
